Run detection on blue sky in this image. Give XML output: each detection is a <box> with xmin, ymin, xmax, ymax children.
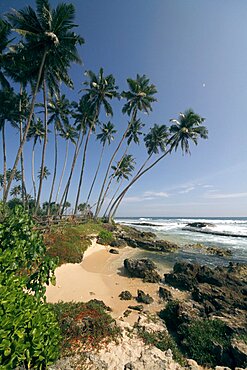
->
<box><xmin>1</xmin><ymin>0</ymin><xmax>247</xmax><ymax>217</ymax></box>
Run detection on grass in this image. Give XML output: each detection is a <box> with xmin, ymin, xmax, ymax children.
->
<box><xmin>51</xmin><ymin>300</ymin><xmax>120</xmax><ymax>355</ymax></box>
<box><xmin>44</xmin><ymin>221</ymin><xmax>106</xmax><ymax>265</ymax></box>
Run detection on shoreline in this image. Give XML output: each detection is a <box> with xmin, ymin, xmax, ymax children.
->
<box><xmin>46</xmin><ymin>239</ymin><xmax>178</xmax><ymax>321</ymax></box>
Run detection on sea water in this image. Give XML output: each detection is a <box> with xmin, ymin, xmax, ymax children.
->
<box><xmin>116</xmin><ymin>217</ymin><xmax>247</xmax><ymax>268</ymax></box>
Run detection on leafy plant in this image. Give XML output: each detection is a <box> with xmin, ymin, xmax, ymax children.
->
<box><xmin>97</xmin><ymin>230</ymin><xmax>114</xmax><ymax>245</ymax></box>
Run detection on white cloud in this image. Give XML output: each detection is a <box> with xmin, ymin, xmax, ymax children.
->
<box><xmin>179</xmin><ymin>186</ymin><xmax>195</xmax><ymax>194</ymax></box>
<box><xmin>143</xmin><ymin>191</ymin><xmax>169</xmax><ymax>198</ymax></box>
<box><xmin>206</xmin><ymin>192</ymin><xmax>247</xmax><ymax>199</ymax></box>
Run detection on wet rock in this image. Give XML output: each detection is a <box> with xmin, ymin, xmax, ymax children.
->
<box><xmin>186</xmin><ymin>222</ymin><xmax>215</xmax><ymax>228</ymax></box>
<box><xmin>206</xmin><ymin>246</ymin><xmax>232</xmax><ymax>257</ymax></box>
<box><xmin>110</xmin><ymin>238</ymin><xmax>127</xmax><ymax>248</ymax></box>
<box><xmin>128</xmin><ymin>305</ymin><xmax>144</xmax><ymax>312</ymax></box>
<box><xmin>124</xmin><ymin>258</ymin><xmax>161</xmax><ymax>283</ymax></box>
<box><xmin>136</xmin><ymin>290</ymin><xmax>154</xmax><ymax>304</ymax></box>
<box><xmin>109</xmin><ymin>248</ymin><xmax>119</xmax><ymax>254</ymax></box>
<box><xmin>119</xmin><ymin>291</ymin><xmax>132</xmax><ymax>300</ymax></box>
<box><xmin>159</xmin><ymin>287</ymin><xmax>173</xmax><ymax>301</ymax></box>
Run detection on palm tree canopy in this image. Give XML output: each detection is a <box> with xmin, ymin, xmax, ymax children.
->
<box><xmin>47</xmin><ymin>94</ymin><xmax>71</xmax><ymax>131</ymax></box>
<box><xmin>74</xmin><ymin>95</ymin><xmax>96</xmax><ymax>133</ymax></box>
<box><xmin>144</xmin><ymin>124</ymin><xmax>169</xmax><ymax>155</ymax></box>
<box><xmin>122</xmin><ymin>74</ymin><xmax>157</xmax><ymax>117</ymax></box>
<box><xmin>38</xmin><ymin>165</ymin><xmax>50</xmax><ymax>180</ymax></box>
<box><xmin>0</xmin><ymin>19</ymin><xmax>12</xmax><ymax>89</ymax></box>
<box><xmin>169</xmin><ymin>109</ymin><xmax>208</xmax><ymax>154</ymax></box>
<box><xmin>7</xmin><ymin>0</ymin><xmax>84</xmax><ymax>93</ymax></box>
<box><xmin>96</xmin><ymin>121</ymin><xmax>116</xmax><ymax>146</ymax></box>
<box><xmin>27</xmin><ymin>118</ymin><xmax>45</xmax><ymax>145</ymax></box>
<box><xmin>126</xmin><ymin>118</ymin><xmax>145</xmax><ymax>145</ymax></box>
<box><xmin>83</xmin><ymin>68</ymin><xmax>119</xmax><ymax>117</ymax></box>
<box><xmin>111</xmin><ymin>154</ymin><xmax>136</xmax><ymax>181</ymax></box>
<box><xmin>10</xmin><ymin>185</ymin><xmax>22</xmax><ymax>197</ymax></box>
<box><xmin>0</xmin><ymin>88</ymin><xmax>20</xmax><ymax>127</ymax></box>
<box><xmin>60</xmin><ymin>123</ymin><xmax>78</xmax><ymax>145</ymax></box>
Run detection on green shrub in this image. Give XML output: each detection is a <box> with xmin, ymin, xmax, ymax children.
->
<box><xmin>52</xmin><ymin>300</ymin><xmax>120</xmax><ymax>354</ymax></box>
<box><xmin>180</xmin><ymin>319</ymin><xmax>231</xmax><ymax>367</ymax></box>
<box><xmin>159</xmin><ymin>300</ymin><xmax>179</xmax><ymax>329</ymax></box>
<box><xmin>97</xmin><ymin>230</ymin><xmax>114</xmax><ymax>245</ymax></box>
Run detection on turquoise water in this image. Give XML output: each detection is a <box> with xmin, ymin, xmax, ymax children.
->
<box><xmin>116</xmin><ymin>217</ymin><xmax>247</xmax><ymax>267</ymax></box>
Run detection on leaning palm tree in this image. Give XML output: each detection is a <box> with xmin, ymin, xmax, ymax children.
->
<box><xmin>4</xmin><ymin>0</ymin><xmax>84</xmax><ymax>203</ymax></box>
<box><xmin>86</xmin><ymin>121</ymin><xmax>116</xmax><ymax>204</ymax></box>
<box><xmin>27</xmin><ymin>119</ymin><xmax>45</xmax><ymax>202</ymax></box>
<box><xmin>95</xmin><ymin>74</ymin><xmax>156</xmax><ymax>218</ymax></box>
<box><xmin>54</xmin><ymin>123</ymin><xmax>78</xmax><ymax>204</ymax></box>
<box><xmin>46</xmin><ymin>94</ymin><xmax>72</xmax><ymax>215</ymax></box>
<box><xmin>107</xmin><ymin>110</ymin><xmax>208</xmax><ymax>221</ymax></box>
<box><xmin>73</xmin><ymin>69</ymin><xmax>119</xmax><ymax>215</ymax></box>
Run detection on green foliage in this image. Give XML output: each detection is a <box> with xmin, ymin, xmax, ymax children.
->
<box><xmin>159</xmin><ymin>300</ymin><xmax>179</xmax><ymax>330</ymax></box>
<box><xmin>0</xmin><ymin>206</ymin><xmax>60</xmax><ymax>368</ymax></box>
<box><xmin>52</xmin><ymin>300</ymin><xmax>120</xmax><ymax>355</ymax></box>
<box><xmin>180</xmin><ymin>319</ymin><xmax>231</xmax><ymax>367</ymax></box>
<box><xmin>137</xmin><ymin>328</ymin><xmax>185</xmax><ymax>365</ymax></box>
<box><xmin>97</xmin><ymin>229</ymin><xmax>114</xmax><ymax>245</ymax></box>
<box><xmin>0</xmin><ymin>274</ymin><xmax>61</xmax><ymax>369</ymax></box>
<box><xmin>0</xmin><ymin>206</ymin><xmax>57</xmax><ymax>298</ymax></box>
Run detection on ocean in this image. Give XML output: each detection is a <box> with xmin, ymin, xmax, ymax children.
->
<box><xmin>116</xmin><ymin>217</ymin><xmax>247</xmax><ymax>268</ymax></box>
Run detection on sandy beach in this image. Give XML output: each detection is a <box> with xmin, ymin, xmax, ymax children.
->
<box><xmin>46</xmin><ymin>239</ymin><xmax>175</xmax><ymax>321</ymax></box>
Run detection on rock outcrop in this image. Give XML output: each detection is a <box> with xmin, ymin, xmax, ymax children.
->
<box><xmin>124</xmin><ymin>258</ymin><xmax>161</xmax><ymax>283</ymax></box>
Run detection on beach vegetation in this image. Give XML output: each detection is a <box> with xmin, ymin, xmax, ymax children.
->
<box><xmin>97</xmin><ymin>229</ymin><xmax>114</xmax><ymax>245</ymax></box>
<box><xmin>52</xmin><ymin>300</ymin><xmax>121</xmax><ymax>355</ymax></box>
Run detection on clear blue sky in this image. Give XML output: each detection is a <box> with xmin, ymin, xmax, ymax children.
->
<box><xmin>1</xmin><ymin>0</ymin><xmax>247</xmax><ymax>217</ymax></box>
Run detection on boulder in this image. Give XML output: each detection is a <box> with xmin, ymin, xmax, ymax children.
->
<box><xmin>109</xmin><ymin>248</ymin><xmax>119</xmax><ymax>254</ymax></box>
<box><xmin>124</xmin><ymin>258</ymin><xmax>161</xmax><ymax>283</ymax></box>
<box><xmin>110</xmin><ymin>238</ymin><xmax>127</xmax><ymax>248</ymax></box>
<box><xmin>159</xmin><ymin>287</ymin><xmax>173</xmax><ymax>301</ymax></box>
<box><xmin>128</xmin><ymin>305</ymin><xmax>144</xmax><ymax>312</ymax></box>
<box><xmin>136</xmin><ymin>290</ymin><xmax>154</xmax><ymax>304</ymax></box>
<box><xmin>230</xmin><ymin>338</ymin><xmax>247</xmax><ymax>368</ymax></box>
<box><xmin>119</xmin><ymin>291</ymin><xmax>132</xmax><ymax>300</ymax></box>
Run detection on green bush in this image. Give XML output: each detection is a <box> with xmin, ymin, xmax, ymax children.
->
<box><xmin>180</xmin><ymin>319</ymin><xmax>231</xmax><ymax>367</ymax></box>
<box><xmin>0</xmin><ymin>274</ymin><xmax>61</xmax><ymax>369</ymax></box>
<box><xmin>159</xmin><ymin>300</ymin><xmax>179</xmax><ymax>329</ymax></box>
<box><xmin>97</xmin><ymin>230</ymin><xmax>114</xmax><ymax>245</ymax></box>
<box><xmin>0</xmin><ymin>206</ymin><xmax>61</xmax><ymax>368</ymax></box>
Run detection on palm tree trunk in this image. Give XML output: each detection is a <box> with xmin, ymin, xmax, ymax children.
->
<box><xmin>59</xmin><ymin>131</ymin><xmax>83</xmax><ymax>215</ymax></box>
<box><xmin>97</xmin><ymin>145</ymin><xmax>129</xmax><ymax>215</ymax></box>
<box><xmin>86</xmin><ymin>143</ymin><xmax>105</xmax><ymax>205</ymax></box>
<box><xmin>3</xmin><ymin>51</ymin><xmax>47</xmax><ymax>203</ymax></box>
<box><xmin>103</xmin><ymin>178</ymin><xmax>124</xmax><ymax>217</ymax></box>
<box><xmin>107</xmin><ymin>153</ymin><xmax>154</xmax><ymax>221</ymax></box>
<box><xmin>74</xmin><ymin>127</ymin><xmax>92</xmax><ymax>215</ymax></box>
<box><xmin>19</xmin><ymin>85</ymin><xmax>27</xmax><ymax>208</ymax></box>
<box><xmin>35</xmin><ymin>79</ymin><xmax>48</xmax><ymax>214</ymax></box>
<box><xmin>55</xmin><ymin>139</ymin><xmax>68</xmax><ymax>204</ymax></box>
<box><xmin>47</xmin><ymin>124</ymin><xmax>58</xmax><ymax>216</ymax></box>
<box><xmin>1</xmin><ymin>120</ymin><xmax>7</xmax><ymax>197</ymax></box>
<box><xmin>32</xmin><ymin>141</ymin><xmax>37</xmax><ymax>202</ymax></box>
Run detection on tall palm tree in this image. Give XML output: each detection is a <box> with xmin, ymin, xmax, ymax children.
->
<box><xmin>0</xmin><ymin>19</ymin><xmax>11</xmax><ymax>89</ymax></box>
<box><xmin>4</xmin><ymin>0</ymin><xmax>84</xmax><ymax>203</ymax></box>
<box><xmin>107</xmin><ymin>110</ymin><xmax>208</xmax><ymax>221</ymax></box>
<box><xmin>86</xmin><ymin>121</ymin><xmax>116</xmax><ymax>204</ymax></box>
<box><xmin>95</xmin><ymin>74</ymin><xmax>156</xmax><ymax>218</ymax></box>
<box><xmin>27</xmin><ymin>118</ymin><xmax>45</xmax><ymax>202</ymax></box>
<box><xmin>46</xmin><ymin>94</ymin><xmax>72</xmax><ymax>215</ymax></box>
<box><xmin>38</xmin><ymin>165</ymin><xmax>50</xmax><ymax>180</ymax></box>
<box><xmin>73</xmin><ymin>69</ymin><xmax>119</xmax><ymax>214</ymax></box>
<box><xmin>54</xmin><ymin>123</ymin><xmax>78</xmax><ymax>204</ymax></box>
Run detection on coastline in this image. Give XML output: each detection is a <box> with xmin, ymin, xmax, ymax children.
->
<box><xmin>46</xmin><ymin>238</ymin><xmax>178</xmax><ymax>320</ymax></box>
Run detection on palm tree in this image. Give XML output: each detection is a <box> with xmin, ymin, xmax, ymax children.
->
<box><xmin>95</xmin><ymin>74</ymin><xmax>156</xmax><ymax>218</ymax></box>
<box><xmin>0</xmin><ymin>19</ymin><xmax>11</xmax><ymax>89</ymax></box>
<box><xmin>4</xmin><ymin>0</ymin><xmax>84</xmax><ymax>203</ymax></box>
<box><xmin>54</xmin><ymin>123</ymin><xmax>78</xmax><ymax>204</ymax></box>
<box><xmin>10</xmin><ymin>185</ymin><xmax>22</xmax><ymax>198</ymax></box>
<box><xmin>86</xmin><ymin>121</ymin><xmax>116</xmax><ymax>204</ymax></box>
<box><xmin>38</xmin><ymin>165</ymin><xmax>50</xmax><ymax>180</ymax></box>
<box><xmin>107</xmin><ymin>110</ymin><xmax>208</xmax><ymax>221</ymax></box>
<box><xmin>73</xmin><ymin>69</ymin><xmax>119</xmax><ymax>214</ymax></box>
<box><xmin>46</xmin><ymin>94</ymin><xmax>72</xmax><ymax>215</ymax></box>
<box><xmin>27</xmin><ymin>119</ymin><xmax>45</xmax><ymax>202</ymax></box>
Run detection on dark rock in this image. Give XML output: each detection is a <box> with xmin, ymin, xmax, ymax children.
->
<box><xmin>186</xmin><ymin>222</ymin><xmax>214</xmax><ymax>228</ymax></box>
<box><xmin>159</xmin><ymin>287</ymin><xmax>173</xmax><ymax>301</ymax></box>
<box><xmin>136</xmin><ymin>290</ymin><xmax>154</xmax><ymax>304</ymax></box>
<box><xmin>110</xmin><ymin>238</ymin><xmax>127</xmax><ymax>248</ymax></box>
<box><xmin>230</xmin><ymin>338</ymin><xmax>247</xmax><ymax>368</ymax></box>
<box><xmin>124</xmin><ymin>258</ymin><xmax>161</xmax><ymax>283</ymax></box>
<box><xmin>128</xmin><ymin>305</ymin><xmax>144</xmax><ymax>312</ymax></box>
<box><xmin>206</xmin><ymin>246</ymin><xmax>232</xmax><ymax>257</ymax></box>
<box><xmin>119</xmin><ymin>291</ymin><xmax>132</xmax><ymax>300</ymax></box>
<box><xmin>124</xmin><ymin>362</ymin><xmax>134</xmax><ymax>370</ymax></box>
<box><xmin>109</xmin><ymin>248</ymin><xmax>119</xmax><ymax>254</ymax></box>
<box><xmin>123</xmin><ymin>309</ymin><xmax>132</xmax><ymax>317</ymax></box>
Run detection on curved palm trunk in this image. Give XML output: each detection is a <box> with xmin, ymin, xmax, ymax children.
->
<box><xmin>97</xmin><ymin>145</ymin><xmax>128</xmax><ymax>215</ymax></box>
<box><xmin>1</xmin><ymin>120</ymin><xmax>7</xmax><ymax>197</ymax></box>
<box><xmin>103</xmin><ymin>178</ymin><xmax>124</xmax><ymax>217</ymax></box>
<box><xmin>74</xmin><ymin>127</ymin><xmax>92</xmax><ymax>215</ymax></box>
<box><xmin>55</xmin><ymin>139</ymin><xmax>69</xmax><ymax>204</ymax></box>
<box><xmin>59</xmin><ymin>131</ymin><xmax>84</xmax><ymax>215</ymax></box>
<box><xmin>32</xmin><ymin>142</ymin><xmax>37</xmax><ymax>202</ymax></box>
<box><xmin>107</xmin><ymin>153</ymin><xmax>155</xmax><ymax>221</ymax></box>
<box><xmin>3</xmin><ymin>51</ymin><xmax>47</xmax><ymax>203</ymax></box>
<box><xmin>86</xmin><ymin>143</ymin><xmax>105</xmax><ymax>205</ymax></box>
<box><xmin>47</xmin><ymin>125</ymin><xmax>58</xmax><ymax>216</ymax></box>
<box><xmin>35</xmin><ymin>80</ymin><xmax>48</xmax><ymax>214</ymax></box>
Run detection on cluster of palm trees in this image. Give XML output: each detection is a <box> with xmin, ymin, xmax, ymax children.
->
<box><xmin>0</xmin><ymin>0</ymin><xmax>208</xmax><ymax>221</ymax></box>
